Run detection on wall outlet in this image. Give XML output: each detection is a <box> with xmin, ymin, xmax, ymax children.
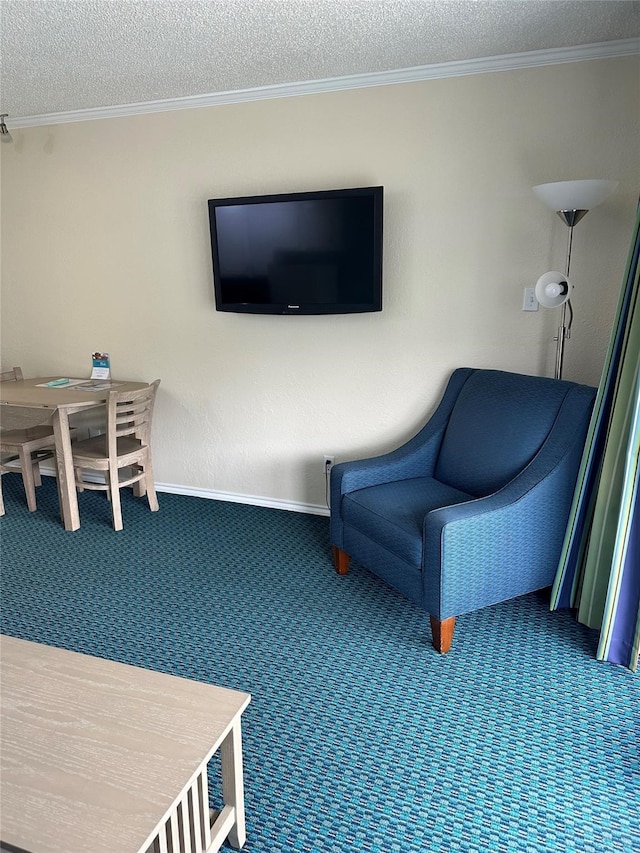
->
<box><xmin>523</xmin><ymin>287</ymin><xmax>539</xmax><ymax>312</ymax></box>
<box><xmin>323</xmin><ymin>455</ymin><xmax>335</xmax><ymax>475</ymax></box>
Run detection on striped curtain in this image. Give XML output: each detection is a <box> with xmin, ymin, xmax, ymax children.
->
<box><xmin>551</xmin><ymin>203</ymin><xmax>640</xmax><ymax>672</ymax></box>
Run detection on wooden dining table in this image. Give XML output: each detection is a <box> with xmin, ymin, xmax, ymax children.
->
<box><xmin>0</xmin><ymin>377</ymin><xmax>148</xmax><ymax>531</ymax></box>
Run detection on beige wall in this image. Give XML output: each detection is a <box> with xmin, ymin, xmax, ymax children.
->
<box><xmin>1</xmin><ymin>56</ymin><xmax>638</xmax><ymax>512</ymax></box>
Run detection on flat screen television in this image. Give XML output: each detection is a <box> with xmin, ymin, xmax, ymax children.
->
<box><xmin>207</xmin><ymin>186</ymin><xmax>383</xmax><ymax>314</ymax></box>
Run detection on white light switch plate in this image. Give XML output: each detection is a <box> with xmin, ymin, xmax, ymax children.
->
<box><xmin>523</xmin><ymin>287</ymin><xmax>538</xmax><ymax>311</ymax></box>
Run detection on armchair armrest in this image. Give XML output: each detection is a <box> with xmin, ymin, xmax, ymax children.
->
<box><xmin>422</xmin><ymin>384</ymin><xmax>595</xmax><ymax>620</ymax></box>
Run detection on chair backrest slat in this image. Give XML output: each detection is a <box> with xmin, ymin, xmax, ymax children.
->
<box><xmin>115</xmin><ymin>400</ymin><xmax>150</xmax><ymax>436</ymax></box>
<box><xmin>106</xmin><ymin>380</ymin><xmax>160</xmax><ymax>454</ymax></box>
<box><xmin>0</xmin><ymin>367</ymin><xmax>24</xmax><ymax>383</ymax></box>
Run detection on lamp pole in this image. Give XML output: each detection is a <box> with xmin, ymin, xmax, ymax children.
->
<box><xmin>553</xmin><ymin>209</ymin><xmax>586</xmax><ymax>380</ymax></box>
<box><xmin>532</xmin><ymin>180</ymin><xmax>617</xmax><ymax>382</ymax></box>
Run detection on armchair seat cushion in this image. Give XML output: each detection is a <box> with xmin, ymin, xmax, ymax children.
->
<box><xmin>342</xmin><ymin>477</ymin><xmax>473</xmax><ymax>566</ymax></box>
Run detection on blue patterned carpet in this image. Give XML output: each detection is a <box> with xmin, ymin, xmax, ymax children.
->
<box><xmin>1</xmin><ymin>475</ymin><xmax>638</xmax><ymax>853</ymax></box>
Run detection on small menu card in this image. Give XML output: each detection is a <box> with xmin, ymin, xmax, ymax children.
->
<box><xmin>91</xmin><ymin>352</ymin><xmax>110</xmax><ymax>380</ymax></box>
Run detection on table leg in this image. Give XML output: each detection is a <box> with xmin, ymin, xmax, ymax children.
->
<box><xmin>220</xmin><ymin>720</ymin><xmax>246</xmax><ymax>849</ymax></box>
<box><xmin>53</xmin><ymin>409</ymin><xmax>80</xmax><ymax>531</ymax></box>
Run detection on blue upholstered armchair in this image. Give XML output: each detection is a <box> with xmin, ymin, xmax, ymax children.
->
<box><xmin>330</xmin><ymin>368</ymin><xmax>596</xmax><ymax>653</ymax></box>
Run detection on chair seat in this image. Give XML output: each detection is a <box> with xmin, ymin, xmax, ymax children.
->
<box><xmin>342</xmin><ymin>477</ymin><xmax>473</xmax><ymax>566</ymax></box>
<box><xmin>0</xmin><ymin>425</ymin><xmax>56</xmax><ymax>452</ymax></box>
<box><xmin>72</xmin><ymin>435</ymin><xmax>144</xmax><ymax>465</ymax></box>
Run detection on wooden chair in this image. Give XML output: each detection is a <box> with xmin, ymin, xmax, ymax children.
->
<box><xmin>72</xmin><ymin>380</ymin><xmax>160</xmax><ymax>530</ymax></box>
<box><xmin>0</xmin><ymin>366</ymin><xmax>59</xmax><ymax>512</ymax></box>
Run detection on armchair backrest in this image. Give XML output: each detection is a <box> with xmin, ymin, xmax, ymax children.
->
<box><xmin>434</xmin><ymin>369</ymin><xmax>591</xmax><ymax>497</ymax></box>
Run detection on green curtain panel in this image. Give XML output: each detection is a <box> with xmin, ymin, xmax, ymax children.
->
<box><xmin>551</xmin><ymin>203</ymin><xmax>640</xmax><ymax>672</ymax></box>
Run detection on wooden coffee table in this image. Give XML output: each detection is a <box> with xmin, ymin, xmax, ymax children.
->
<box><xmin>0</xmin><ymin>636</ymin><xmax>251</xmax><ymax>853</ymax></box>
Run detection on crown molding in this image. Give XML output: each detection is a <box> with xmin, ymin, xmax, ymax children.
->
<box><xmin>8</xmin><ymin>38</ymin><xmax>639</xmax><ymax>129</ymax></box>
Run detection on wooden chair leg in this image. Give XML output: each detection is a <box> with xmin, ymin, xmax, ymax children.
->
<box><xmin>32</xmin><ymin>459</ymin><xmax>42</xmax><ymax>488</ymax></box>
<box><xmin>144</xmin><ymin>459</ymin><xmax>159</xmax><ymax>512</ymax></box>
<box><xmin>108</xmin><ymin>466</ymin><xmax>123</xmax><ymax>531</ymax></box>
<box><xmin>128</xmin><ymin>464</ymin><xmax>145</xmax><ymax>498</ymax></box>
<box><xmin>430</xmin><ymin>615</ymin><xmax>456</xmax><ymax>654</ymax></box>
<box><xmin>332</xmin><ymin>546</ymin><xmax>350</xmax><ymax>575</ymax></box>
<box><xmin>18</xmin><ymin>448</ymin><xmax>37</xmax><ymax>512</ymax></box>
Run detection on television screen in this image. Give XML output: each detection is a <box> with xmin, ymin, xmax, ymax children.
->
<box><xmin>207</xmin><ymin>186</ymin><xmax>383</xmax><ymax>314</ymax></box>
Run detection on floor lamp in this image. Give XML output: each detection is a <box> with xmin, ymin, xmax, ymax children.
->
<box><xmin>533</xmin><ymin>179</ymin><xmax>618</xmax><ymax>380</ymax></box>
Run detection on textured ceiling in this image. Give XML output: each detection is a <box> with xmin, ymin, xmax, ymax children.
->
<box><xmin>1</xmin><ymin>0</ymin><xmax>639</xmax><ymax>121</ymax></box>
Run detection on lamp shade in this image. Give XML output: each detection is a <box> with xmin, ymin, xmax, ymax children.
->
<box><xmin>535</xmin><ymin>271</ymin><xmax>572</xmax><ymax>308</ymax></box>
<box><xmin>533</xmin><ymin>180</ymin><xmax>618</xmax><ymax>213</ymax></box>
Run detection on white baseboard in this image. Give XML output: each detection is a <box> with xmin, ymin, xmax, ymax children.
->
<box><xmin>156</xmin><ymin>481</ymin><xmax>330</xmax><ymax>517</ymax></box>
<box><xmin>35</xmin><ymin>465</ymin><xmax>330</xmax><ymax>518</ymax></box>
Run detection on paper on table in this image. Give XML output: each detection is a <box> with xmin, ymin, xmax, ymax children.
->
<box><xmin>35</xmin><ymin>379</ymin><xmax>88</xmax><ymax>388</ymax></box>
<box><xmin>71</xmin><ymin>381</ymin><xmax>124</xmax><ymax>392</ymax></box>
